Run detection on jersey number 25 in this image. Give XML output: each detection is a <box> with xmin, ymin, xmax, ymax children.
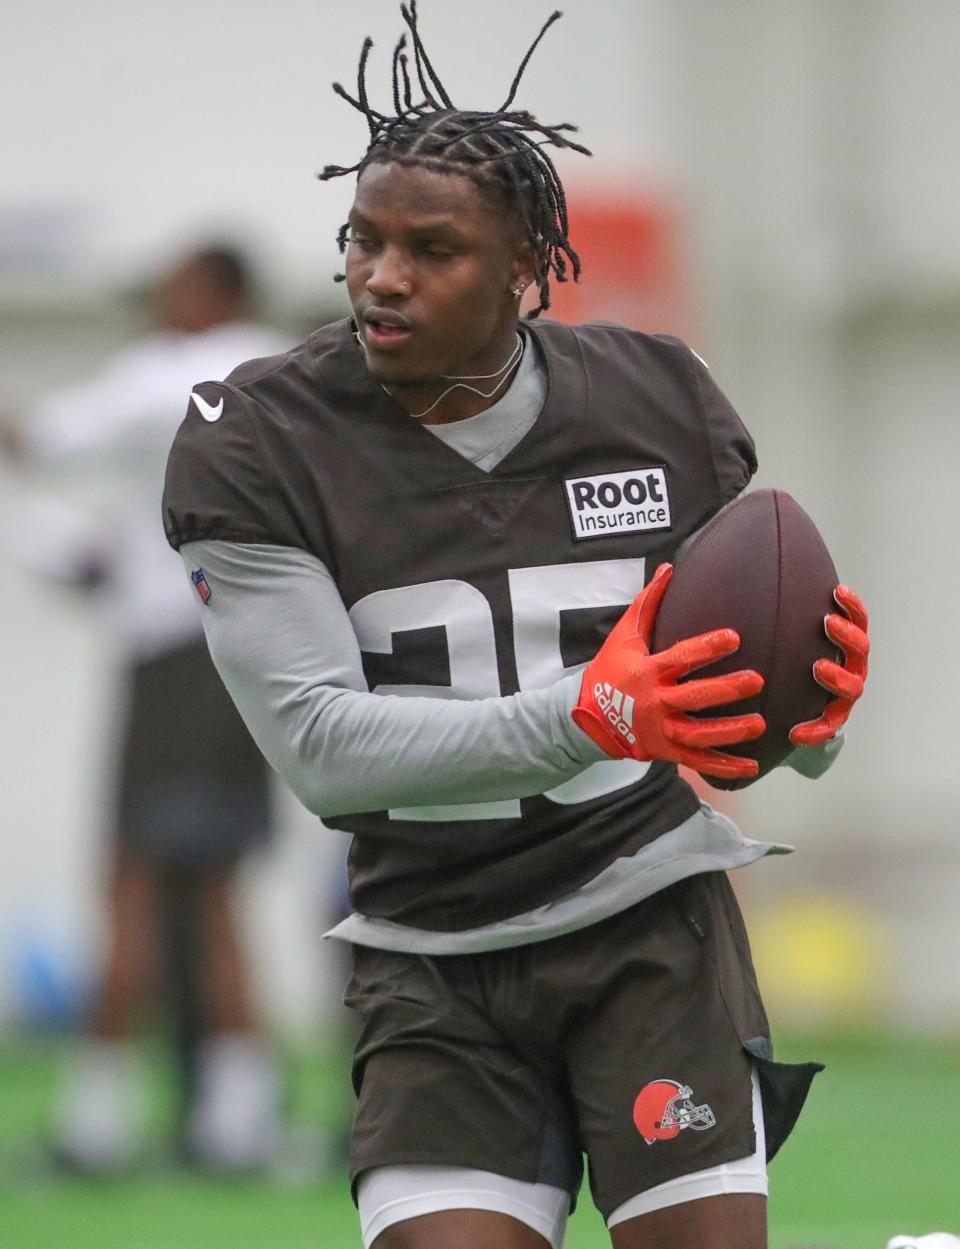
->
<box><xmin>349</xmin><ymin>557</ymin><xmax>651</xmax><ymax>822</ymax></box>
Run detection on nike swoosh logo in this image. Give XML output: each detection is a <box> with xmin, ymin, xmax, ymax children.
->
<box><xmin>191</xmin><ymin>392</ymin><xmax>224</xmax><ymax>422</ymax></box>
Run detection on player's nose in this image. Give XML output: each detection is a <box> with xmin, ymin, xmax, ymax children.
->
<box><xmin>366</xmin><ymin>247</ymin><xmax>412</xmax><ymax>299</ymax></box>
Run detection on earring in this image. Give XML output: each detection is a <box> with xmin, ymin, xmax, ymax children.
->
<box><xmin>512</xmin><ymin>285</ymin><xmax>526</xmax><ymax>299</ymax></box>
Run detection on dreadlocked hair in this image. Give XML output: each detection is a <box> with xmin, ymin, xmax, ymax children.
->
<box><xmin>318</xmin><ymin>3</ymin><xmax>590</xmax><ymax>317</ymax></box>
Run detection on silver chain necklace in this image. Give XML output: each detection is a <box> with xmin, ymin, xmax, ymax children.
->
<box><xmin>355</xmin><ymin>330</ymin><xmax>524</xmax><ymax>421</ymax></box>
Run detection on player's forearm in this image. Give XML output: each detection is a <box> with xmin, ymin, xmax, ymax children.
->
<box><xmin>280</xmin><ymin>675</ymin><xmax>595</xmax><ymax>816</ymax></box>
<box><xmin>180</xmin><ymin>540</ymin><xmax>604</xmax><ymax>819</ymax></box>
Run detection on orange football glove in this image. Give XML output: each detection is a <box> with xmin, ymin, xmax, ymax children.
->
<box><xmin>789</xmin><ymin>584</ymin><xmax>869</xmax><ymax>747</ymax></box>
<box><xmin>572</xmin><ymin>563</ymin><xmax>767</xmax><ymax>780</ymax></box>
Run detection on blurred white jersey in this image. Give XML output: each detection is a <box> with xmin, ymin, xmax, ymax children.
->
<box><xmin>19</xmin><ymin>320</ymin><xmax>290</xmax><ymax>660</ymax></box>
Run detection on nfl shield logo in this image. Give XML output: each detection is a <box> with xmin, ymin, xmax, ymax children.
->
<box><xmin>191</xmin><ymin>568</ymin><xmax>212</xmax><ymax>604</ymax></box>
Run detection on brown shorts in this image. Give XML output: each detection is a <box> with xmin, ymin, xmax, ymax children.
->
<box><xmin>346</xmin><ymin>871</ymin><xmax>821</xmax><ymax>1218</ymax></box>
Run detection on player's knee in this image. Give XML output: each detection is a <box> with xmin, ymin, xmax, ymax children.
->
<box><xmin>370</xmin><ymin>1210</ymin><xmax>551</xmax><ymax>1249</ymax></box>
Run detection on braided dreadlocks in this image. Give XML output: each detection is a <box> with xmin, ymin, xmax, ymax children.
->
<box><xmin>318</xmin><ymin>3</ymin><xmax>590</xmax><ymax>317</ymax></box>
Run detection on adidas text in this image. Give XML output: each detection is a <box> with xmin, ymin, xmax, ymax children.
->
<box><xmin>595</xmin><ymin>682</ymin><xmax>637</xmax><ymax>745</ymax></box>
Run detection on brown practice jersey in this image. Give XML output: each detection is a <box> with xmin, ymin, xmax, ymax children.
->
<box><xmin>163</xmin><ymin>317</ymin><xmax>756</xmax><ymax>931</ymax></box>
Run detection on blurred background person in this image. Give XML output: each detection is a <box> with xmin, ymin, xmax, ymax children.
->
<box><xmin>0</xmin><ymin>243</ymin><xmax>292</xmax><ymax>1174</ymax></box>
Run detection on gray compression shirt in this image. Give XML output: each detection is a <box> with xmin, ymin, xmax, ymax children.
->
<box><xmin>178</xmin><ymin>330</ymin><xmax>839</xmax><ymax>952</ymax></box>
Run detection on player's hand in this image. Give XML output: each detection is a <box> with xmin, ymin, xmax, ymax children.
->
<box><xmin>789</xmin><ymin>584</ymin><xmax>869</xmax><ymax>747</ymax></box>
<box><xmin>571</xmin><ymin>563</ymin><xmax>767</xmax><ymax>780</ymax></box>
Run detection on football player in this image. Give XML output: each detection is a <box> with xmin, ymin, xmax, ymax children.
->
<box><xmin>163</xmin><ymin>7</ymin><xmax>868</xmax><ymax>1247</ymax></box>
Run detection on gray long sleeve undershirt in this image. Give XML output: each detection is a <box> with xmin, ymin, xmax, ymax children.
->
<box><xmin>181</xmin><ymin>533</ymin><xmax>840</xmax><ymax>827</ymax></box>
<box><xmin>180</xmin><ymin>538</ymin><xmax>606</xmax><ymax>820</ymax></box>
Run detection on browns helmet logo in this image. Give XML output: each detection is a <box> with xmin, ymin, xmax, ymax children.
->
<box><xmin>632</xmin><ymin>1079</ymin><xmax>716</xmax><ymax>1145</ymax></box>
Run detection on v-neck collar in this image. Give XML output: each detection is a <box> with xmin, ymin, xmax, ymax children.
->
<box><xmin>424</xmin><ymin>329</ymin><xmax>544</xmax><ymax>471</ymax></box>
<box><xmin>322</xmin><ymin>317</ymin><xmax>587</xmax><ymax>483</ymax></box>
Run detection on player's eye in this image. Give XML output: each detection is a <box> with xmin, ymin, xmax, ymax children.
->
<box><xmin>348</xmin><ymin>233</ymin><xmax>379</xmax><ymax>253</ymax></box>
<box><xmin>417</xmin><ymin>241</ymin><xmax>455</xmax><ymax>259</ymax></box>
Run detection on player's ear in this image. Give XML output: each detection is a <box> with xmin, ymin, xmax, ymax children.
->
<box><xmin>509</xmin><ymin>242</ymin><xmax>537</xmax><ymax>301</ymax></box>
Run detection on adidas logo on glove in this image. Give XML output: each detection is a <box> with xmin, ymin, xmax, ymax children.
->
<box><xmin>594</xmin><ymin>682</ymin><xmax>637</xmax><ymax>746</ymax></box>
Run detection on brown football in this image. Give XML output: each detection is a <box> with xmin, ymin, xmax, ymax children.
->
<box><xmin>651</xmin><ymin>489</ymin><xmax>839</xmax><ymax>790</ymax></box>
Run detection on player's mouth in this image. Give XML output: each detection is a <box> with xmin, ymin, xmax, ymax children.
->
<box><xmin>362</xmin><ymin>308</ymin><xmax>414</xmax><ymax>350</ymax></box>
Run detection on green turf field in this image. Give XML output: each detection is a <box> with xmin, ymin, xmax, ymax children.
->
<box><xmin>1</xmin><ymin>1033</ymin><xmax>957</xmax><ymax>1248</ymax></box>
